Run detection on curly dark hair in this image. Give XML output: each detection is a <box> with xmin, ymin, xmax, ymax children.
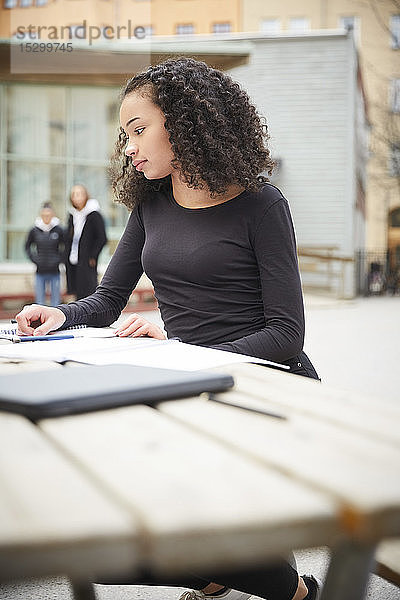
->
<box><xmin>110</xmin><ymin>57</ymin><xmax>274</xmax><ymax>209</ymax></box>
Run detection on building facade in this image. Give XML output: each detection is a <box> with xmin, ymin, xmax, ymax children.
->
<box><xmin>242</xmin><ymin>0</ymin><xmax>400</xmax><ymax>273</ymax></box>
<box><xmin>0</xmin><ymin>0</ymin><xmax>241</xmax><ymax>39</ymax></box>
<box><xmin>226</xmin><ymin>32</ymin><xmax>368</xmax><ymax>297</ymax></box>
<box><xmin>0</xmin><ymin>0</ymin><xmax>374</xmax><ymax>297</ymax></box>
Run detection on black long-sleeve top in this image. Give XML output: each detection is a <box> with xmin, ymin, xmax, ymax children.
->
<box><xmin>58</xmin><ymin>183</ymin><xmax>305</xmax><ymax>363</ymax></box>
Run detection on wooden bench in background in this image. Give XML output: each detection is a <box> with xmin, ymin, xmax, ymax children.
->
<box><xmin>298</xmin><ymin>246</ymin><xmax>354</xmax><ymax>299</ymax></box>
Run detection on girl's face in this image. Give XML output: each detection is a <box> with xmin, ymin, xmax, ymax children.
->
<box><xmin>120</xmin><ymin>91</ymin><xmax>176</xmax><ymax>180</ymax></box>
<box><xmin>71</xmin><ymin>185</ymin><xmax>88</xmax><ymax>210</ymax></box>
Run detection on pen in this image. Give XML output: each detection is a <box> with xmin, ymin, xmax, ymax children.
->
<box><xmin>208</xmin><ymin>395</ymin><xmax>287</xmax><ymax>420</ymax></box>
<box><xmin>12</xmin><ymin>334</ymin><xmax>74</xmax><ymax>343</ymax></box>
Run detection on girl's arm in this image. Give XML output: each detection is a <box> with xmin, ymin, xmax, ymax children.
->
<box><xmin>211</xmin><ymin>198</ymin><xmax>305</xmax><ymax>363</ymax></box>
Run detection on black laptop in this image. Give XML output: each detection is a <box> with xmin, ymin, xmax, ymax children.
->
<box><xmin>0</xmin><ymin>364</ymin><xmax>234</xmax><ymax>420</ymax></box>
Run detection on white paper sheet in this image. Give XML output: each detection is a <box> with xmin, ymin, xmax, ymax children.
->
<box><xmin>75</xmin><ymin>340</ymin><xmax>282</xmax><ymax>371</ymax></box>
<box><xmin>0</xmin><ymin>330</ymin><xmax>288</xmax><ymax>371</ymax></box>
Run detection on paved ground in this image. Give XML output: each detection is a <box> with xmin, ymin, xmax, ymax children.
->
<box><xmin>1</xmin><ymin>295</ymin><xmax>399</xmax><ymax>599</ymax></box>
<box><xmin>303</xmin><ymin>294</ymin><xmax>400</xmax><ymax>405</ymax></box>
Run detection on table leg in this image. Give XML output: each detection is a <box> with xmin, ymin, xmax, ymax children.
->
<box><xmin>320</xmin><ymin>540</ymin><xmax>376</xmax><ymax>600</ymax></box>
<box><xmin>70</xmin><ymin>581</ymin><xmax>97</xmax><ymax>600</ymax></box>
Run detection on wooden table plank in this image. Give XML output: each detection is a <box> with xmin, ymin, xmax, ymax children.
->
<box><xmin>0</xmin><ymin>412</ymin><xmax>138</xmax><ymax>582</ymax></box>
<box><xmin>3</xmin><ymin>359</ymin><xmax>400</xmax><ymax>597</ymax></box>
<box><xmin>158</xmin><ymin>376</ymin><xmax>400</xmax><ymax>541</ymax></box>
<box><xmin>222</xmin><ymin>364</ymin><xmax>400</xmax><ymax>447</ymax></box>
<box><xmin>40</xmin><ymin>404</ymin><xmax>338</xmax><ymax>576</ymax></box>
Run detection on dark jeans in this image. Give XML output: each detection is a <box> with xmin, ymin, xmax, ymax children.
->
<box><xmin>35</xmin><ymin>272</ymin><xmax>60</xmax><ymax>306</ymax></box>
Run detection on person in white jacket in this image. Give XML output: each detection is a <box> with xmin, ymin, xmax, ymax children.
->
<box><xmin>65</xmin><ymin>184</ymin><xmax>107</xmax><ymax>299</ymax></box>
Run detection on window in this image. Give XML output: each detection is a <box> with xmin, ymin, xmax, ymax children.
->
<box><xmin>260</xmin><ymin>18</ymin><xmax>281</xmax><ymax>34</ymax></box>
<box><xmin>4</xmin><ymin>0</ymin><xmax>17</xmax><ymax>8</ymax></box>
<box><xmin>36</xmin><ymin>0</ymin><xmax>48</xmax><ymax>6</ymax></box>
<box><xmin>389</xmin><ymin>143</ymin><xmax>400</xmax><ymax>176</ymax></box>
<box><xmin>389</xmin><ymin>208</ymin><xmax>400</xmax><ymax>227</ymax></box>
<box><xmin>1</xmin><ymin>83</ymin><xmax>123</xmax><ymax>262</ymax></box>
<box><xmin>339</xmin><ymin>15</ymin><xmax>355</xmax><ymax>31</ymax></box>
<box><xmin>339</xmin><ymin>15</ymin><xmax>360</xmax><ymax>45</ymax></box>
<box><xmin>391</xmin><ymin>79</ymin><xmax>400</xmax><ymax>112</ymax></box>
<box><xmin>288</xmin><ymin>17</ymin><xmax>310</xmax><ymax>32</ymax></box>
<box><xmin>390</xmin><ymin>14</ymin><xmax>400</xmax><ymax>48</ymax></box>
<box><xmin>143</xmin><ymin>25</ymin><xmax>153</xmax><ymax>37</ymax></box>
<box><xmin>20</xmin><ymin>0</ymin><xmax>33</xmax><ymax>6</ymax></box>
<box><xmin>212</xmin><ymin>22</ymin><xmax>231</xmax><ymax>34</ymax></box>
<box><xmin>176</xmin><ymin>23</ymin><xmax>195</xmax><ymax>34</ymax></box>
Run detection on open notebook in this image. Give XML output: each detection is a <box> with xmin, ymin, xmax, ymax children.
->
<box><xmin>0</xmin><ymin>363</ymin><xmax>234</xmax><ymax>420</ymax></box>
<box><xmin>0</xmin><ymin>328</ymin><xmax>288</xmax><ymax>372</ymax></box>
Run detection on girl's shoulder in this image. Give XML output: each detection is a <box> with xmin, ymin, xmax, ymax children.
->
<box><xmin>241</xmin><ymin>182</ymin><xmax>287</xmax><ymax>216</ymax></box>
<box><xmin>250</xmin><ymin>182</ymin><xmax>286</xmax><ymax>203</ymax></box>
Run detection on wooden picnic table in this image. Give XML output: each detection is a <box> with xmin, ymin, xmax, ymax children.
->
<box><xmin>0</xmin><ymin>359</ymin><xmax>399</xmax><ymax>600</ymax></box>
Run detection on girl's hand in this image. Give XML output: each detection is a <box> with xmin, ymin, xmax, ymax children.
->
<box><xmin>114</xmin><ymin>313</ymin><xmax>166</xmax><ymax>340</ymax></box>
<box><xmin>15</xmin><ymin>305</ymin><xmax>66</xmax><ymax>336</ymax></box>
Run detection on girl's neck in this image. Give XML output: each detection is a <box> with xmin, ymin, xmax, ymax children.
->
<box><xmin>171</xmin><ymin>173</ymin><xmax>244</xmax><ymax>209</ymax></box>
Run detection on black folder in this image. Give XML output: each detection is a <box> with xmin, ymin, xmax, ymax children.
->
<box><xmin>0</xmin><ymin>364</ymin><xmax>234</xmax><ymax>420</ymax></box>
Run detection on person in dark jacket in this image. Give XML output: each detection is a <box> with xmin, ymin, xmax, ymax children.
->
<box><xmin>65</xmin><ymin>184</ymin><xmax>107</xmax><ymax>300</ymax></box>
<box><xmin>25</xmin><ymin>202</ymin><xmax>65</xmax><ymax>306</ymax></box>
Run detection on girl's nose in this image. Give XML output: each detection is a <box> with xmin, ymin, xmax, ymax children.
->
<box><xmin>125</xmin><ymin>141</ymin><xmax>137</xmax><ymax>157</ymax></box>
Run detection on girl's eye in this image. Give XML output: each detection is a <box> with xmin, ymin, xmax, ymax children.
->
<box><xmin>135</xmin><ymin>127</ymin><xmax>145</xmax><ymax>135</ymax></box>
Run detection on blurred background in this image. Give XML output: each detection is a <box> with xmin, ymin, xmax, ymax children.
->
<box><xmin>0</xmin><ymin>0</ymin><xmax>399</xmax><ymax>307</ymax></box>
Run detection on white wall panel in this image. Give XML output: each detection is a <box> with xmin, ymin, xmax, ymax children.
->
<box><xmin>228</xmin><ymin>35</ymin><xmax>356</xmax><ymax>253</ymax></box>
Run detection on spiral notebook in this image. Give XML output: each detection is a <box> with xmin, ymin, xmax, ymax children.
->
<box><xmin>0</xmin><ymin>324</ymin><xmax>116</xmax><ymax>340</ymax></box>
<box><xmin>0</xmin><ymin>363</ymin><xmax>234</xmax><ymax>420</ymax></box>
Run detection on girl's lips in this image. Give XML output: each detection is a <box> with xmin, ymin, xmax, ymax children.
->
<box><xmin>134</xmin><ymin>160</ymin><xmax>147</xmax><ymax>171</ymax></box>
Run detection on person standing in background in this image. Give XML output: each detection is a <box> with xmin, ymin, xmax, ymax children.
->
<box><xmin>65</xmin><ymin>184</ymin><xmax>107</xmax><ymax>300</ymax></box>
<box><xmin>25</xmin><ymin>202</ymin><xmax>65</xmax><ymax>306</ymax></box>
